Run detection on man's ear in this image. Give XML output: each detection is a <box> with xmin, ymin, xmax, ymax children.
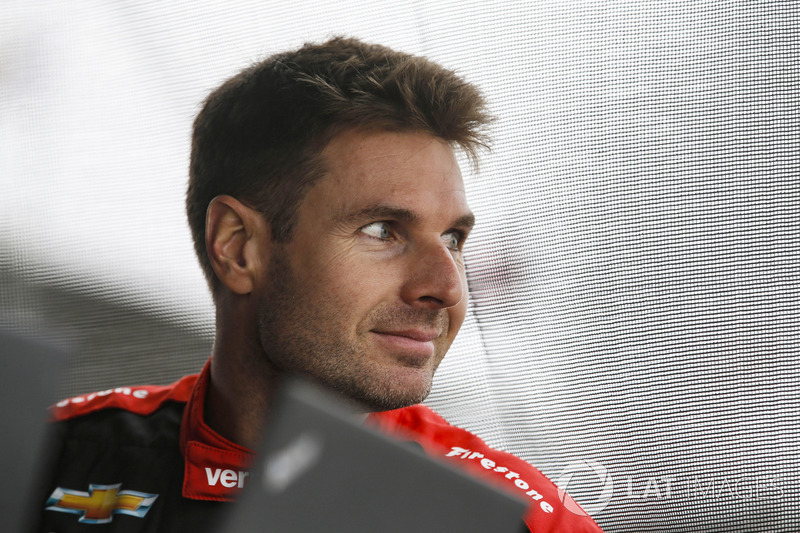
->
<box><xmin>205</xmin><ymin>195</ymin><xmax>269</xmax><ymax>295</ymax></box>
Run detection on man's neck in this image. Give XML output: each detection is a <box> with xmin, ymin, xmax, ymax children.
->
<box><xmin>205</xmin><ymin>300</ymin><xmax>279</xmax><ymax>450</ymax></box>
<box><xmin>205</xmin><ymin>356</ymin><xmax>274</xmax><ymax>450</ymax></box>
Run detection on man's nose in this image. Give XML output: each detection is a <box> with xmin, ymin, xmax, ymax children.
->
<box><xmin>399</xmin><ymin>238</ymin><xmax>466</xmax><ymax>309</ymax></box>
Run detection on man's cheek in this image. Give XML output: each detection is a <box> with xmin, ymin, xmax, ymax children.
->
<box><xmin>450</xmin><ymin>299</ymin><xmax>469</xmax><ymax>335</ymax></box>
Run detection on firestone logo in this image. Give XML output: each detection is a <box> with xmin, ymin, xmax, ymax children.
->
<box><xmin>55</xmin><ymin>387</ymin><xmax>149</xmax><ymax>407</ymax></box>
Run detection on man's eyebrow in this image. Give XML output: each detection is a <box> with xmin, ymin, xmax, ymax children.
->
<box><xmin>452</xmin><ymin>213</ymin><xmax>476</xmax><ymax>231</ymax></box>
<box><xmin>337</xmin><ymin>205</ymin><xmax>418</xmax><ymax>225</ymax></box>
<box><xmin>336</xmin><ymin>204</ymin><xmax>475</xmax><ymax>230</ymax></box>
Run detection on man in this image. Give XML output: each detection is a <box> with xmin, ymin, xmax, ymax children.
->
<box><xmin>34</xmin><ymin>37</ymin><xmax>603</xmax><ymax>532</ymax></box>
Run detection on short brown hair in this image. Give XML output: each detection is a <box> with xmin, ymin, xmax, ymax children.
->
<box><xmin>187</xmin><ymin>36</ymin><xmax>491</xmax><ymax>290</ymax></box>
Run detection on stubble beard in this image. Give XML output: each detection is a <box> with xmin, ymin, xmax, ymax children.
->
<box><xmin>256</xmin><ymin>250</ymin><xmax>448</xmax><ymax>412</ymax></box>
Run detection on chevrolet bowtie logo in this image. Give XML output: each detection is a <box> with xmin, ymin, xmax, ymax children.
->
<box><xmin>46</xmin><ymin>483</ymin><xmax>158</xmax><ymax>524</ymax></box>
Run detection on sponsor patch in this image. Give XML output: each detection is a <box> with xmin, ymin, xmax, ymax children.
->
<box><xmin>45</xmin><ymin>483</ymin><xmax>158</xmax><ymax>524</ymax></box>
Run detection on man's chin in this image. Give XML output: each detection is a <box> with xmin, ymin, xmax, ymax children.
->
<box><xmin>360</xmin><ymin>372</ymin><xmax>435</xmax><ymax>412</ymax></box>
<box><xmin>359</xmin><ymin>394</ymin><xmax>427</xmax><ymax>413</ymax></box>
<box><xmin>324</xmin><ymin>367</ymin><xmax>434</xmax><ymax>413</ymax></box>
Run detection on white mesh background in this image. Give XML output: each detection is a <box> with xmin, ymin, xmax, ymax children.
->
<box><xmin>2</xmin><ymin>1</ymin><xmax>798</xmax><ymax>531</ymax></box>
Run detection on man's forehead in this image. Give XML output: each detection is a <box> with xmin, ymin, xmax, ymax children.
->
<box><xmin>310</xmin><ymin>129</ymin><xmax>471</xmax><ymax>221</ymax></box>
<box><xmin>325</xmin><ymin>179</ymin><xmax>472</xmax><ymax>226</ymax></box>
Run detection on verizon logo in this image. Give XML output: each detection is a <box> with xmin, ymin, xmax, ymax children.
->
<box><xmin>205</xmin><ymin>468</ymin><xmax>250</xmax><ymax>489</ymax></box>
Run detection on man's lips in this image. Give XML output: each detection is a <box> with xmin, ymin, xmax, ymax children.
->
<box><xmin>373</xmin><ymin>329</ymin><xmax>440</xmax><ymax>342</ymax></box>
<box><xmin>370</xmin><ymin>329</ymin><xmax>440</xmax><ymax>361</ymax></box>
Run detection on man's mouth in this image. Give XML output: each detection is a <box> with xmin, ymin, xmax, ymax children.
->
<box><xmin>369</xmin><ymin>329</ymin><xmax>440</xmax><ymax>363</ymax></box>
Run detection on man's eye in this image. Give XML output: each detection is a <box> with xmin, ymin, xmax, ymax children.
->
<box><xmin>360</xmin><ymin>221</ymin><xmax>393</xmax><ymax>240</ymax></box>
<box><xmin>442</xmin><ymin>231</ymin><xmax>461</xmax><ymax>251</ymax></box>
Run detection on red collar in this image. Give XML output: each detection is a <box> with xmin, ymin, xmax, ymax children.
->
<box><xmin>179</xmin><ymin>360</ymin><xmax>256</xmax><ymax>502</ymax></box>
<box><xmin>176</xmin><ymin>361</ymin><xmax>423</xmax><ymax>502</ymax></box>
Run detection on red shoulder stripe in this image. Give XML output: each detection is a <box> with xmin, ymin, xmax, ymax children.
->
<box><xmin>367</xmin><ymin>403</ymin><xmax>487</xmax><ymax>454</ymax></box>
<box><xmin>49</xmin><ymin>373</ymin><xmax>199</xmax><ymax>422</ymax></box>
<box><xmin>368</xmin><ymin>405</ymin><xmax>605</xmax><ymax>532</ymax></box>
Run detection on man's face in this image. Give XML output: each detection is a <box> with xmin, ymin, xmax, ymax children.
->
<box><xmin>255</xmin><ymin>129</ymin><xmax>473</xmax><ymax>411</ymax></box>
